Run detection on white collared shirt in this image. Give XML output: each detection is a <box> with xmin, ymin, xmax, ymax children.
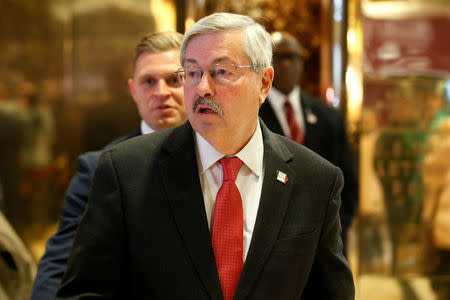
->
<box><xmin>267</xmin><ymin>86</ymin><xmax>306</xmax><ymax>138</ymax></box>
<box><xmin>140</xmin><ymin>120</ymin><xmax>155</xmax><ymax>135</ymax></box>
<box><xmin>195</xmin><ymin>121</ymin><xmax>265</xmax><ymax>261</ymax></box>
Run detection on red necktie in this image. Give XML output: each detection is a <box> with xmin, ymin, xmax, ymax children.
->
<box><xmin>285</xmin><ymin>99</ymin><xmax>305</xmax><ymax>145</ymax></box>
<box><xmin>212</xmin><ymin>157</ymin><xmax>243</xmax><ymax>300</ymax></box>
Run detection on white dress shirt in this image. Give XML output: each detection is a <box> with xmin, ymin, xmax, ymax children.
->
<box><xmin>267</xmin><ymin>86</ymin><xmax>306</xmax><ymax>138</ymax></box>
<box><xmin>195</xmin><ymin>121</ymin><xmax>265</xmax><ymax>261</ymax></box>
<box><xmin>140</xmin><ymin>120</ymin><xmax>155</xmax><ymax>135</ymax></box>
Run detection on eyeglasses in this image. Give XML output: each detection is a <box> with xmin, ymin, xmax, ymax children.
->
<box><xmin>175</xmin><ymin>63</ymin><xmax>254</xmax><ymax>86</ymax></box>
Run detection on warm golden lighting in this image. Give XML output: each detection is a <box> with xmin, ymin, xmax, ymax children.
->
<box><xmin>347</xmin><ymin>29</ymin><xmax>356</xmax><ymax>50</ymax></box>
<box><xmin>361</xmin><ymin>0</ymin><xmax>450</xmax><ymax>18</ymax></box>
<box><xmin>346</xmin><ymin>0</ymin><xmax>364</xmax><ymax>128</ymax></box>
<box><xmin>150</xmin><ymin>0</ymin><xmax>176</xmax><ymax>31</ymax></box>
<box><xmin>185</xmin><ymin>17</ymin><xmax>195</xmax><ymax>32</ymax></box>
<box><xmin>345</xmin><ymin>66</ymin><xmax>363</xmax><ymax>125</ymax></box>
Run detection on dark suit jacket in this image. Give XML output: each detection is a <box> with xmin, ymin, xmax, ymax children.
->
<box><xmin>56</xmin><ymin>120</ymin><xmax>354</xmax><ymax>299</ymax></box>
<box><xmin>30</xmin><ymin>129</ymin><xmax>141</xmax><ymax>300</ymax></box>
<box><xmin>259</xmin><ymin>92</ymin><xmax>358</xmax><ymax>239</ymax></box>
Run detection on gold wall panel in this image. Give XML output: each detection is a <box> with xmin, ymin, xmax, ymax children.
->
<box><xmin>351</xmin><ymin>1</ymin><xmax>450</xmax><ymax>298</ymax></box>
<box><xmin>0</xmin><ymin>0</ymin><xmax>177</xmax><ymax>263</ymax></box>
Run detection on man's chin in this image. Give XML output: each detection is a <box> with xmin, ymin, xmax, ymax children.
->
<box><xmin>189</xmin><ymin>117</ymin><xmax>220</xmax><ymax>135</ymax></box>
<box><xmin>155</xmin><ymin>118</ymin><xmax>187</xmax><ymax>130</ymax></box>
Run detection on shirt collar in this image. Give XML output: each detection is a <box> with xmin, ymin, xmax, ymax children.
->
<box><xmin>140</xmin><ymin>120</ymin><xmax>155</xmax><ymax>135</ymax></box>
<box><xmin>268</xmin><ymin>85</ymin><xmax>301</xmax><ymax>107</ymax></box>
<box><xmin>195</xmin><ymin>120</ymin><xmax>264</xmax><ymax>177</ymax></box>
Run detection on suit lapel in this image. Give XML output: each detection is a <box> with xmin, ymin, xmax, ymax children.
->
<box><xmin>301</xmin><ymin>93</ymin><xmax>319</xmax><ymax>149</ymax></box>
<box><xmin>235</xmin><ymin>121</ymin><xmax>296</xmax><ymax>299</ymax></box>
<box><xmin>159</xmin><ymin>123</ymin><xmax>222</xmax><ymax>299</ymax></box>
<box><xmin>259</xmin><ymin>100</ymin><xmax>284</xmax><ymax>136</ymax></box>
<box><xmin>260</xmin><ymin>95</ymin><xmax>317</xmax><ymax>148</ymax></box>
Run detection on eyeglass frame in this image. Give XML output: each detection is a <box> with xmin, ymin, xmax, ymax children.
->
<box><xmin>174</xmin><ymin>63</ymin><xmax>255</xmax><ymax>86</ymax></box>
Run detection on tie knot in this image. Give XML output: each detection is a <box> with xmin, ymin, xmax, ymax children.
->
<box><xmin>284</xmin><ymin>98</ymin><xmax>294</xmax><ymax>110</ymax></box>
<box><xmin>219</xmin><ymin>157</ymin><xmax>243</xmax><ymax>181</ymax></box>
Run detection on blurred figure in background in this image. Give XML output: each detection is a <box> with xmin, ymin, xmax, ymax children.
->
<box><xmin>0</xmin><ymin>211</ymin><xmax>36</xmax><ymax>300</ymax></box>
<box><xmin>31</xmin><ymin>31</ymin><xmax>187</xmax><ymax>300</ymax></box>
<box><xmin>0</xmin><ymin>79</ymin><xmax>37</xmax><ymax>294</ymax></box>
<box><xmin>0</xmin><ymin>77</ymin><xmax>27</xmax><ymax>237</ymax></box>
<box><xmin>421</xmin><ymin>83</ymin><xmax>450</xmax><ymax>300</ymax></box>
<box><xmin>259</xmin><ymin>31</ymin><xmax>358</xmax><ymax>253</ymax></box>
<box><xmin>17</xmin><ymin>80</ymin><xmax>61</xmax><ymax>239</ymax></box>
<box><xmin>373</xmin><ymin>83</ymin><xmax>425</xmax><ymax>276</ymax></box>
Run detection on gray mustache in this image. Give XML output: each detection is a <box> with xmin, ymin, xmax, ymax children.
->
<box><xmin>192</xmin><ymin>97</ymin><xmax>223</xmax><ymax>116</ymax></box>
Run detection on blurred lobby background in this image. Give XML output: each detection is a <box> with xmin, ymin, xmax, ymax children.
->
<box><xmin>1</xmin><ymin>0</ymin><xmax>450</xmax><ymax>299</ymax></box>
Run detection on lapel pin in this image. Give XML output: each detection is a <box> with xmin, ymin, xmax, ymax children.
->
<box><xmin>306</xmin><ymin>110</ymin><xmax>317</xmax><ymax>124</ymax></box>
<box><xmin>276</xmin><ymin>170</ymin><xmax>288</xmax><ymax>184</ymax></box>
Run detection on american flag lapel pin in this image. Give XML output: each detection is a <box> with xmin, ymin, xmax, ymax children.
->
<box><xmin>276</xmin><ymin>170</ymin><xmax>288</xmax><ymax>184</ymax></box>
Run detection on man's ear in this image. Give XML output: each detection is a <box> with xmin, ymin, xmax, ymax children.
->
<box><xmin>259</xmin><ymin>66</ymin><xmax>274</xmax><ymax>104</ymax></box>
<box><xmin>128</xmin><ymin>78</ymin><xmax>137</xmax><ymax>103</ymax></box>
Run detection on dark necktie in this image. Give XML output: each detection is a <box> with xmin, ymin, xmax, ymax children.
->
<box><xmin>285</xmin><ymin>99</ymin><xmax>305</xmax><ymax>145</ymax></box>
<box><xmin>212</xmin><ymin>156</ymin><xmax>244</xmax><ymax>300</ymax></box>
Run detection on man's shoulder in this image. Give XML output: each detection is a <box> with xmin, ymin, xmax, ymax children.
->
<box><xmin>265</xmin><ymin>130</ymin><xmax>343</xmax><ymax>196</ymax></box>
<box><xmin>301</xmin><ymin>92</ymin><xmax>340</xmax><ymax>116</ymax></box>
<box><xmin>93</xmin><ymin>123</ymin><xmax>192</xmax><ymax>177</ymax></box>
<box><xmin>301</xmin><ymin>92</ymin><xmax>345</xmax><ymax>131</ymax></box>
<box><xmin>111</xmin><ymin>126</ymin><xmax>175</xmax><ymax>150</ymax></box>
<box><xmin>105</xmin><ymin>123</ymin><xmax>191</xmax><ymax>161</ymax></box>
<box><xmin>264</xmin><ymin>124</ymin><xmax>337</xmax><ymax>170</ymax></box>
<box><xmin>77</xmin><ymin>150</ymin><xmax>103</xmax><ymax>171</ymax></box>
<box><xmin>77</xmin><ymin>128</ymin><xmax>142</xmax><ymax>169</ymax></box>
<box><xmin>104</xmin><ymin>128</ymin><xmax>141</xmax><ymax>149</ymax></box>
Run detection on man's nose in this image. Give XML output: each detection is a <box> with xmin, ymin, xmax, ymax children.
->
<box><xmin>154</xmin><ymin>79</ymin><xmax>171</xmax><ymax>97</ymax></box>
<box><xmin>195</xmin><ymin>72</ymin><xmax>215</xmax><ymax>98</ymax></box>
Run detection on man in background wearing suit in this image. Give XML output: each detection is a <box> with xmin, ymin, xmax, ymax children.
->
<box><xmin>56</xmin><ymin>13</ymin><xmax>354</xmax><ymax>299</ymax></box>
<box><xmin>259</xmin><ymin>31</ymin><xmax>358</xmax><ymax>252</ymax></box>
<box><xmin>31</xmin><ymin>31</ymin><xmax>187</xmax><ymax>300</ymax></box>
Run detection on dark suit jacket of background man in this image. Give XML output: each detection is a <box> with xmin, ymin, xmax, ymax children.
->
<box><xmin>56</xmin><ymin>120</ymin><xmax>354</xmax><ymax>299</ymax></box>
<box><xmin>30</xmin><ymin>129</ymin><xmax>141</xmax><ymax>300</ymax></box>
<box><xmin>259</xmin><ymin>91</ymin><xmax>358</xmax><ymax>246</ymax></box>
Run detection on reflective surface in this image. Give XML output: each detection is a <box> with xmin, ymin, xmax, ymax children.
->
<box><xmin>358</xmin><ymin>76</ymin><xmax>450</xmax><ymax>300</ymax></box>
<box><xmin>0</xmin><ymin>0</ymin><xmax>175</xmax><ymax>262</ymax></box>
<box><xmin>349</xmin><ymin>0</ymin><xmax>450</xmax><ymax>298</ymax></box>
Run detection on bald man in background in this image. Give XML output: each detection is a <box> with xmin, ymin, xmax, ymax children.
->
<box><xmin>259</xmin><ymin>31</ymin><xmax>358</xmax><ymax>252</ymax></box>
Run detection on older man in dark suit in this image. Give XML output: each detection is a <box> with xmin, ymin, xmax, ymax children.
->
<box><xmin>259</xmin><ymin>32</ymin><xmax>358</xmax><ymax>251</ymax></box>
<box><xmin>56</xmin><ymin>13</ymin><xmax>354</xmax><ymax>299</ymax></box>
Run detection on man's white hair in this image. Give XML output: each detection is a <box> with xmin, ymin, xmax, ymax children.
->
<box><xmin>180</xmin><ymin>12</ymin><xmax>273</xmax><ymax>73</ymax></box>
